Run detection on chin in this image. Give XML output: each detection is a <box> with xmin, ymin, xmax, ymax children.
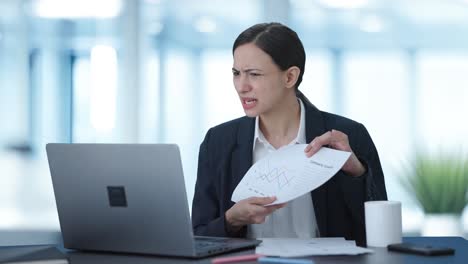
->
<box><xmin>244</xmin><ymin>110</ymin><xmax>259</xmax><ymax>118</ymax></box>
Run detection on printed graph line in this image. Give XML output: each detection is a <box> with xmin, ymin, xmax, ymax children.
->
<box><xmin>252</xmin><ymin>159</ymin><xmax>296</xmax><ymax>190</ymax></box>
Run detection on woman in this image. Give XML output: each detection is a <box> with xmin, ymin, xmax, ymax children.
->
<box><xmin>191</xmin><ymin>22</ymin><xmax>387</xmax><ymax>246</ymax></box>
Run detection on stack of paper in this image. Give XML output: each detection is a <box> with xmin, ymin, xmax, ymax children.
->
<box><xmin>256</xmin><ymin>237</ymin><xmax>373</xmax><ymax>257</ymax></box>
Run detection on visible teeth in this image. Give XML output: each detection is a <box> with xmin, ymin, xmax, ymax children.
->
<box><xmin>245</xmin><ymin>99</ymin><xmax>256</xmax><ymax>105</ymax></box>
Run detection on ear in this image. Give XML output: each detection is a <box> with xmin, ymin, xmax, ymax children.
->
<box><xmin>284</xmin><ymin>66</ymin><xmax>300</xmax><ymax>89</ymax></box>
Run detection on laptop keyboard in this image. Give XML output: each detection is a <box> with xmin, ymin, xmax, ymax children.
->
<box><xmin>195</xmin><ymin>238</ymin><xmax>230</xmax><ymax>250</ymax></box>
<box><xmin>193</xmin><ymin>236</ymin><xmax>260</xmax><ymax>256</ymax></box>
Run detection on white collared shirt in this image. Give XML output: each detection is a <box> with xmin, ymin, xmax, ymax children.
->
<box><xmin>247</xmin><ymin>98</ymin><xmax>318</xmax><ymax>238</ymax></box>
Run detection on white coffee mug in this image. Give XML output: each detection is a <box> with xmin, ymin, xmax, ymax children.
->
<box><xmin>365</xmin><ymin>201</ymin><xmax>402</xmax><ymax>247</ymax></box>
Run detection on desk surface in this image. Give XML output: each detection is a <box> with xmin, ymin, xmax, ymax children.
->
<box><xmin>0</xmin><ymin>236</ymin><xmax>466</xmax><ymax>264</ymax></box>
<box><xmin>62</xmin><ymin>237</ymin><xmax>467</xmax><ymax>264</ymax></box>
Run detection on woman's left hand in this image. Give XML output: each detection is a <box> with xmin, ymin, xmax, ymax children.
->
<box><xmin>304</xmin><ymin>129</ymin><xmax>366</xmax><ymax>177</ymax></box>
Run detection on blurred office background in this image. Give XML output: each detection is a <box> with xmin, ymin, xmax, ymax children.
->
<box><xmin>1</xmin><ymin>0</ymin><xmax>468</xmax><ymax>240</ymax></box>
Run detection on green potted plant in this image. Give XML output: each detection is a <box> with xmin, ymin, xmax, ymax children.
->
<box><xmin>399</xmin><ymin>151</ymin><xmax>468</xmax><ymax>236</ymax></box>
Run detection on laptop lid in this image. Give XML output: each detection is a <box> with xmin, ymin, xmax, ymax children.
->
<box><xmin>46</xmin><ymin>143</ymin><xmax>197</xmax><ymax>256</ymax></box>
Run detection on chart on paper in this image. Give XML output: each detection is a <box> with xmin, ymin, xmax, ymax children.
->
<box><xmin>245</xmin><ymin>158</ymin><xmax>299</xmax><ymax>196</ymax></box>
<box><xmin>231</xmin><ymin>144</ymin><xmax>351</xmax><ymax>204</ymax></box>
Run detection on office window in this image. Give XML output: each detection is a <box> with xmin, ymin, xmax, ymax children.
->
<box><xmin>0</xmin><ymin>47</ymin><xmax>31</xmax><ymax>147</ymax></box>
<box><xmin>342</xmin><ymin>52</ymin><xmax>422</xmax><ymax>232</ymax></box>
<box><xmin>300</xmin><ymin>51</ymin><xmax>332</xmax><ymax>112</ymax></box>
<box><xmin>343</xmin><ymin>52</ymin><xmax>412</xmax><ymax>167</ymax></box>
<box><xmin>163</xmin><ymin>49</ymin><xmax>200</xmax><ymax>207</ymax></box>
<box><xmin>139</xmin><ymin>53</ymin><xmax>160</xmax><ymax>142</ymax></box>
<box><xmin>72</xmin><ymin>56</ymin><xmax>91</xmax><ymax>142</ymax></box>
<box><xmin>72</xmin><ymin>45</ymin><xmax>118</xmax><ymax>143</ymax></box>
<box><xmin>164</xmin><ymin>50</ymin><xmax>196</xmax><ymax>143</ymax></box>
<box><xmin>343</xmin><ymin>52</ymin><xmax>412</xmax><ymax>202</ymax></box>
<box><xmin>0</xmin><ymin>47</ymin><xmax>70</xmax><ymax>230</ymax></box>
<box><xmin>201</xmin><ymin>50</ymin><xmax>244</xmax><ymax>131</ymax></box>
<box><xmin>416</xmin><ymin>53</ymin><xmax>468</xmax><ymax>152</ymax></box>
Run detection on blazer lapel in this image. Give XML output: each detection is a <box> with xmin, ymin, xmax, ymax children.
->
<box><xmin>299</xmin><ymin>91</ymin><xmax>330</xmax><ymax>237</ymax></box>
<box><xmin>229</xmin><ymin>117</ymin><xmax>255</xmax><ymax>195</ymax></box>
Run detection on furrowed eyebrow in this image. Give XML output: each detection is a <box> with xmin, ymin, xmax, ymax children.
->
<box><xmin>244</xmin><ymin>69</ymin><xmax>262</xmax><ymax>73</ymax></box>
<box><xmin>232</xmin><ymin>68</ymin><xmax>263</xmax><ymax>73</ymax></box>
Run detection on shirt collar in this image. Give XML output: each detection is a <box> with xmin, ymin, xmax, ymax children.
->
<box><xmin>253</xmin><ymin>98</ymin><xmax>307</xmax><ymax>150</ymax></box>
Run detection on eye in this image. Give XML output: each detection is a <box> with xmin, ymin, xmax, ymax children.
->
<box><xmin>232</xmin><ymin>70</ymin><xmax>240</xmax><ymax>76</ymax></box>
<box><xmin>250</xmin><ymin>72</ymin><xmax>262</xmax><ymax>77</ymax></box>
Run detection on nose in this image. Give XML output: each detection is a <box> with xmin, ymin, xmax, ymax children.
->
<box><xmin>235</xmin><ymin>74</ymin><xmax>252</xmax><ymax>94</ymax></box>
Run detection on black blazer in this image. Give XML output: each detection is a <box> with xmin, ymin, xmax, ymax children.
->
<box><xmin>191</xmin><ymin>92</ymin><xmax>387</xmax><ymax>246</ymax></box>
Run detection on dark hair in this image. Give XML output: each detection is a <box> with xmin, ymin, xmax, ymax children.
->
<box><xmin>232</xmin><ymin>22</ymin><xmax>306</xmax><ymax>90</ymax></box>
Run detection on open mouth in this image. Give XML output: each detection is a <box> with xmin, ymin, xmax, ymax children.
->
<box><xmin>241</xmin><ymin>98</ymin><xmax>257</xmax><ymax>110</ymax></box>
<box><xmin>244</xmin><ymin>99</ymin><xmax>257</xmax><ymax>104</ymax></box>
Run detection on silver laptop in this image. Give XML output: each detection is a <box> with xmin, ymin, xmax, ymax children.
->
<box><xmin>46</xmin><ymin>143</ymin><xmax>260</xmax><ymax>258</ymax></box>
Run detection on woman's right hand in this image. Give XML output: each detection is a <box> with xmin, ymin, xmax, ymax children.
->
<box><xmin>225</xmin><ymin>196</ymin><xmax>286</xmax><ymax>230</ymax></box>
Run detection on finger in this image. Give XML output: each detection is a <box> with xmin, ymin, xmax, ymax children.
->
<box><xmin>261</xmin><ymin>203</ymin><xmax>288</xmax><ymax>216</ymax></box>
<box><xmin>247</xmin><ymin>205</ymin><xmax>273</xmax><ymax>219</ymax></box>
<box><xmin>264</xmin><ymin>206</ymin><xmax>282</xmax><ymax>216</ymax></box>
<box><xmin>304</xmin><ymin>141</ymin><xmax>318</xmax><ymax>157</ymax></box>
<box><xmin>247</xmin><ymin>196</ymin><xmax>276</xmax><ymax>205</ymax></box>
<box><xmin>304</xmin><ymin>140</ymin><xmax>314</xmax><ymax>152</ymax></box>
<box><xmin>330</xmin><ymin>129</ymin><xmax>345</xmax><ymax>138</ymax></box>
<box><xmin>265</xmin><ymin>202</ymin><xmax>287</xmax><ymax>210</ymax></box>
<box><xmin>330</xmin><ymin>129</ymin><xmax>352</xmax><ymax>151</ymax></box>
<box><xmin>314</xmin><ymin>131</ymin><xmax>333</xmax><ymax>147</ymax></box>
<box><xmin>305</xmin><ymin>131</ymin><xmax>332</xmax><ymax>157</ymax></box>
<box><xmin>255</xmin><ymin>205</ymin><xmax>278</xmax><ymax>217</ymax></box>
<box><xmin>276</xmin><ymin>202</ymin><xmax>288</xmax><ymax>208</ymax></box>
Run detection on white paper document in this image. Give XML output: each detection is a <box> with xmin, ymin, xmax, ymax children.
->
<box><xmin>231</xmin><ymin>145</ymin><xmax>351</xmax><ymax>204</ymax></box>
<box><xmin>256</xmin><ymin>238</ymin><xmax>374</xmax><ymax>257</ymax></box>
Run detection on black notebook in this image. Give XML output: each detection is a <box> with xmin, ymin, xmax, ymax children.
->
<box><xmin>0</xmin><ymin>245</ymin><xmax>68</xmax><ymax>264</ymax></box>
